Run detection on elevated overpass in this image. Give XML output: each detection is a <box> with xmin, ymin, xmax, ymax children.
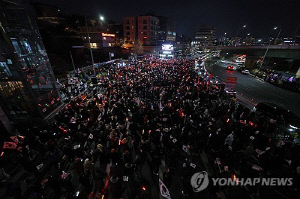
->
<box><xmin>215</xmin><ymin>45</ymin><xmax>300</xmax><ymax>70</ymax></box>
<box><xmin>218</xmin><ymin>45</ymin><xmax>300</xmax><ymax>59</ymax></box>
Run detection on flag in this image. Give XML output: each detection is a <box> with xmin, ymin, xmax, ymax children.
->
<box><xmin>97</xmin><ymin>113</ymin><xmax>102</xmax><ymax>121</ymax></box>
<box><xmin>137</xmin><ymin>97</ymin><xmax>141</xmax><ymax>106</ymax></box>
<box><xmin>179</xmin><ymin>109</ymin><xmax>184</xmax><ymax>117</ymax></box>
<box><xmin>159</xmin><ymin>101</ymin><xmax>163</xmax><ymax>112</ymax></box>
<box><xmin>61</xmin><ymin>171</ymin><xmax>69</xmax><ymax>179</ymax></box>
<box><xmin>37</xmin><ymin>163</ymin><xmax>44</xmax><ymax>171</ymax></box>
<box><xmin>70</xmin><ymin>117</ymin><xmax>76</xmax><ymax>124</ymax></box>
<box><xmin>10</xmin><ymin>136</ymin><xmax>19</xmax><ymax>143</ymax></box>
<box><xmin>190</xmin><ymin>163</ymin><xmax>196</xmax><ymax>168</ymax></box>
<box><xmin>159</xmin><ymin>179</ymin><xmax>171</xmax><ymax>199</ymax></box>
<box><xmin>208</xmin><ymin>73</ymin><xmax>213</xmax><ymax>79</ymax></box>
<box><xmin>3</xmin><ymin>142</ymin><xmax>17</xmax><ymax>150</ymax></box>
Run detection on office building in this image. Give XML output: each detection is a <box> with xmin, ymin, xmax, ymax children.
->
<box><xmin>0</xmin><ymin>0</ymin><xmax>61</xmax><ymax>128</ymax></box>
<box><xmin>194</xmin><ymin>26</ymin><xmax>216</xmax><ymax>50</ymax></box>
<box><xmin>158</xmin><ymin>16</ymin><xmax>176</xmax><ymax>44</ymax></box>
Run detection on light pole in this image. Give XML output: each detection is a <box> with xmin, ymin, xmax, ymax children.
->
<box><xmin>85</xmin><ymin>16</ymin><xmax>96</xmax><ymax>76</ymax></box>
<box><xmin>259</xmin><ymin>27</ymin><xmax>281</xmax><ymax>71</ymax></box>
<box><xmin>234</xmin><ymin>24</ymin><xmax>246</xmax><ymax>46</ymax></box>
<box><xmin>223</xmin><ymin>33</ymin><xmax>227</xmax><ymax>46</ymax></box>
<box><xmin>70</xmin><ymin>51</ymin><xmax>76</xmax><ymax>72</ymax></box>
<box><xmin>273</xmin><ymin>27</ymin><xmax>282</xmax><ymax>45</ymax></box>
<box><xmin>293</xmin><ymin>24</ymin><xmax>299</xmax><ymax>45</ymax></box>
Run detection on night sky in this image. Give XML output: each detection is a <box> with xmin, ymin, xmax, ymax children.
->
<box><xmin>32</xmin><ymin>0</ymin><xmax>300</xmax><ymax>39</ymax></box>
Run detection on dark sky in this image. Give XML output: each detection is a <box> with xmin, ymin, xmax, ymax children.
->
<box><xmin>32</xmin><ymin>0</ymin><xmax>300</xmax><ymax>39</ymax></box>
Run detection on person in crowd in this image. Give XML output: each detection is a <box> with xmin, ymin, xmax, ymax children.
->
<box><xmin>2</xmin><ymin>57</ymin><xmax>298</xmax><ymax>199</ymax></box>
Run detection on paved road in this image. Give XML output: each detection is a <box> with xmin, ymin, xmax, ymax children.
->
<box><xmin>206</xmin><ymin>60</ymin><xmax>300</xmax><ymax>117</ymax></box>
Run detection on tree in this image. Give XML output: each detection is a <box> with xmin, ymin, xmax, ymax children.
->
<box><xmin>134</xmin><ymin>41</ymin><xmax>143</xmax><ymax>55</ymax></box>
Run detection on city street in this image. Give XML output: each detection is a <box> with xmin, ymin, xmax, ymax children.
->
<box><xmin>206</xmin><ymin>60</ymin><xmax>300</xmax><ymax>117</ymax></box>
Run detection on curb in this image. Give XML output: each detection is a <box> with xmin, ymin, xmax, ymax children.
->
<box><xmin>249</xmin><ymin>73</ymin><xmax>264</xmax><ymax>81</ymax></box>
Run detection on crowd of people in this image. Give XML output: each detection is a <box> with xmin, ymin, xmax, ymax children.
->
<box><xmin>1</xmin><ymin>57</ymin><xmax>300</xmax><ymax>199</ymax></box>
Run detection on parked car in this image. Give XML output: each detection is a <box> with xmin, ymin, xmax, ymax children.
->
<box><xmin>242</xmin><ymin>70</ymin><xmax>250</xmax><ymax>75</ymax></box>
<box><xmin>253</xmin><ymin>102</ymin><xmax>300</xmax><ymax>139</ymax></box>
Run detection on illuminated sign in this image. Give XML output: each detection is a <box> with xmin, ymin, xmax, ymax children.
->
<box><xmin>102</xmin><ymin>33</ymin><xmax>115</xmax><ymax>37</ymax></box>
<box><xmin>162</xmin><ymin>44</ymin><xmax>173</xmax><ymax>51</ymax></box>
<box><xmin>226</xmin><ymin>77</ymin><xmax>237</xmax><ymax>84</ymax></box>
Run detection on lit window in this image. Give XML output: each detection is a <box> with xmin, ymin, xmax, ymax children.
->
<box><xmin>90</xmin><ymin>43</ymin><xmax>97</xmax><ymax>48</ymax></box>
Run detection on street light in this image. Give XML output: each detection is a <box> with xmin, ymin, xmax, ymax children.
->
<box><xmin>100</xmin><ymin>15</ymin><xmax>104</xmax><ymax>21</ymax></box>
<box><xmin>259</xmin><ymin>27</ymin><xmax>281</xmax><ymax>71</ymax></box>
<box><xmin>234</xmin><ymin>24</ymin><xmax>247</xmax><ymax>46</ymax></box>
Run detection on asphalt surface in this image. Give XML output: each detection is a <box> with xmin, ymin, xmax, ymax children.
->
<box><xmin>205</xmin><ymin>60</ymin><xmax>300</xmax><ymax>117</ymax></box>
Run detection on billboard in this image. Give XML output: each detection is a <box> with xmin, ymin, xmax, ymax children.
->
<box><xmin>162</xmin><ymin>44</ymin><xmax>173</xmax><ymax>51</ymax></box>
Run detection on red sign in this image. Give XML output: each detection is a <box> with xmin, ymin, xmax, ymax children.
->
<box><xmin>226</xmin><ymin>77</ymin><xmax>237</xmax><ymax>84</ymax></box>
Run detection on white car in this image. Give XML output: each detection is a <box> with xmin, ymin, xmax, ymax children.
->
<box><xmin>242</xmin><ymin>70</ymin><xmax>250</xmax><ymax>75</ymax></box>
<box><xmin>225</xmin><ymin>88</ymin><xmax>237</xmax><ymax>99</ymax></box>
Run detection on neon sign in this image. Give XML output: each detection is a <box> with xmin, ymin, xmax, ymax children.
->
<box><xmin>102</xmin><ymin>33</ymin><xmax>115</xmax><ymax>37</ymax></box>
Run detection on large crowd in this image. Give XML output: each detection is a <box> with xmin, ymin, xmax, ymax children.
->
<box><xmin>1</xmin><ymin>57</ymin><xmax>300</xmax><ymax>199</ymax></box>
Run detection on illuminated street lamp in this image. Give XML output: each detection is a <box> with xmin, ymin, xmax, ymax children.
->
<box><xmin>234</xmin><ymin>24</ymin><xmax>247</xmax><ymax>46</ymax></box>
<box><xmin>100</xmin><ymin>15</ymin><xmax>105</xmax><ymax>21</ymax></box>
<box><xmin>259</xmin><ymin>27</ymin><xmax>281</xmax><ymax>71</ymax></box>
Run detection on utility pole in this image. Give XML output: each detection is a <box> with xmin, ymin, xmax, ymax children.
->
<box><xmin>70</xmin><ymin>51</ymin><xmax>76</xmax><ymax>72</ymax></box>
<box><xmin>85</xmin><ymin>16</ymin><xmax>96</xmax><ymax>76</ymax></box>
<box><xmin>259</xmin><ymin>28</ymin><xmax>281</xmax><ymax>71</ymax></box>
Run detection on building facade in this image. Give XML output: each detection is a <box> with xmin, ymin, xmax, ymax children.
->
<box><xmin>137</xmin><ymin>16</ymin><xmax>159</xmax><ymax>46</ymax></box>
<box><xmin>0</xmin><ymin>0</ymin><xmax>61</xmax><ymax>126</ymax></box>
<box><xmin>158</xmin><ymin>16</ymin><xmax>176</xmax><ymax>45</ymax></box>
<box><xmin>123</xmin><ymin>15</ymin><xmax>159</xmax><ymax>49</ymax></box>
<box><xmin>123</xmin><ymin>16</ymin><xmax>137</xmax><ymax>49</ymax></box>
<box><xmin>79</xmin><ymin>18</ymin><xmax>107</xmax><ymax>50</ymax></box>
<box><xmin>194</xmin><ymin>26</ymin><xmax>216</xmax><ymax>50</ymax></box>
